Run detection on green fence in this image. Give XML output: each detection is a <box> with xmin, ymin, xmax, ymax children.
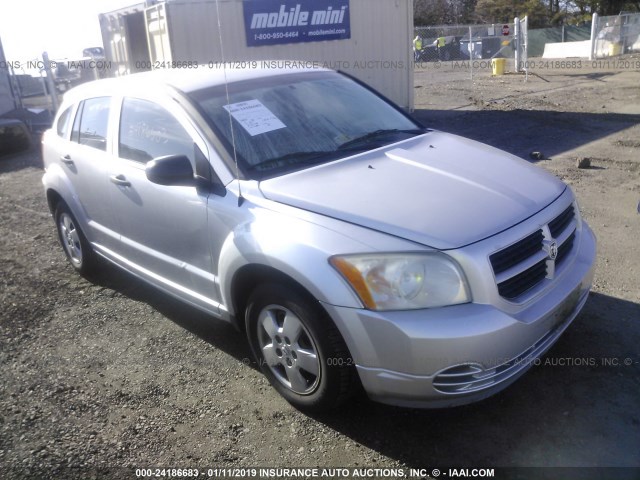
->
<box><xmin>527</xmin><ymin>25</ymin><xmax>592</xmax><ymax>57</ymax></box>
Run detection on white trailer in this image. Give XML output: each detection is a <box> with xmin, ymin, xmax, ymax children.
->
<box><xmin>99</xmin><ymin>3</ymin><xmax>152</xmax><ymax>77</ymax></box>
<box><xmin>100</xmin><ymin>0</ymin><xmax>414</xmax><ymax>109</ymax></box>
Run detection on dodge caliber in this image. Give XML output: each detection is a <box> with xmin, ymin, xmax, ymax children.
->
<box><xmin>42</xmin><ymin>66</ymin><xmax>596</xmax><ymax>411</ymax></box>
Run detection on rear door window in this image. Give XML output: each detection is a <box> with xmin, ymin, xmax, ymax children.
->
<box><xmin>75</xmin><ymin>97</ymin><xmax>110</xmax><ymax>151</ymax></box>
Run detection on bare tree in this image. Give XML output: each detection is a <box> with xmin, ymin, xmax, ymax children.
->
<box><xmin>475</xmin><ymin>0</ymin><xmax>549</xmax><ymax>26</ymax></box>
<box><xmin>414</xmin><ymin>0</ymin><xmax>478</xmax><ymax>25</ymax></box>
<box><xmin>415</xmin><ymin>0</ymin><xmax>640</xmax><ymax>27</ymax></box>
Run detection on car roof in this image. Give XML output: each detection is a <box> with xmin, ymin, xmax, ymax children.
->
<box><xmin>63</xmin><ymin>64</ymin><xmax>332</xmax><ymax>102</ymax></box>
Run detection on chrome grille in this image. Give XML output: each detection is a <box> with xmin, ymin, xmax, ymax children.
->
<box><xmin>549</xmin><ymin>205</ymin><xmax>575</xmax><ymax>238</ymax></box>
<box><xmin>556</xmin><ymin>231</ymin><xmax>575</xmax><ymax>265</ymax></box>
<box><xmin>491</xmin><ymin>204</ymin><xmax>577</xmax><ymax>300</ymax></box>
<box><xmin>490</xmin><ymin>229</ymin><xmax>543</xmax><ymax>274</ymax></box>
<box><xmin>497</xmin><ymin>259</ymin><xmax>547</xmax><ymax>299</ymax></box>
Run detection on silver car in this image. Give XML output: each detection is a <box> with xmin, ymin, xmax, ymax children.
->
<box><xmin>42</xmin><ymin>66</ymin><xmax>596</xmax><ymax>411</ymax></box>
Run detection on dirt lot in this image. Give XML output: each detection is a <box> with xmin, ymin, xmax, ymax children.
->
<box><xmin>1</xmin><ymin>58</ymin><xmax>639</xmax><ymax>479</ymax></box>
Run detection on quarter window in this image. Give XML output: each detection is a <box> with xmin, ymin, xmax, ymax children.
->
<box><xmin>70</xmin><ymin>102</ymin><xmax>83</xmax><ymax>143</ymax></box>
<box><xmin>56</xmin><ymin>106</ymin><xmax>73</xmax><ymax>138</ymax></box>
<box><xmin>119</xmin><ymin>98</ymin><xmax>194</xmax><ymax>164</ymax></box>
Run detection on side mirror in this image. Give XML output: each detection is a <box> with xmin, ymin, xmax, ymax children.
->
<box><xmin>146</xmin><ymin>154</ymin><xmax>195</xmax><ymax>186</ymax></box>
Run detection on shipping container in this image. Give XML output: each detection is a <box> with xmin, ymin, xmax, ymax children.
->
<box><xmin>100</xmin><ymin>0</ymin><xmax>414</xmax><ymax>109</ymax></box>
<box><xmin>99</xmin><ymin>3</ymin><xmax>152</xmax><ymax>77</ymax></box>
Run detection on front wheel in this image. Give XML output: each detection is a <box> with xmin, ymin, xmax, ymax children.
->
<box><xmin>245</xmin><ymin>283</ymin><xmax>357</xmax><ymax>411</ymax></box>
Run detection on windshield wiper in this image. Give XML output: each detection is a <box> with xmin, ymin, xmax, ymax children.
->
<box><xmin>248</xmin><ymin>128</ymin><xmax>427</xmax><ymax>174</ymax></box>
<box><xmin>248</xmin><ymin>151</ymin><xmax>333</xmax><ymax>171</ymax></box>
<box><xmin>337</xmin><ymin>128</ymin><xmax>426</xmax><ymax>150</ymax></box>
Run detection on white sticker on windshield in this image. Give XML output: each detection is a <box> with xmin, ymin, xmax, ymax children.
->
<box><xmin>223</xmin><ymin>99</ymin><xmax>286</xmax><ymax>136</ymax></box>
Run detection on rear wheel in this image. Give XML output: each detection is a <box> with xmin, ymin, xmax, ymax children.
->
<box><xmin>55</xmin><ymin>203</ymin><xmax>97</xmax><ymax>275</ymax></box>
<box><xmin>245</xmin><ymin>283</ymin><xmax>357</xmax><ymax>411</ymax></box>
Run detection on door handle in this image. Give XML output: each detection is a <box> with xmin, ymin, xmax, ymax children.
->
<box><xmin>110</xmin><ymin>174</ymin><xmax>131</xmax><ymax>187</ymax></box>
<box><xmin>60</xmin><ymin>154</ymin><xmax>74</xmax><ymax>165</ymax></box>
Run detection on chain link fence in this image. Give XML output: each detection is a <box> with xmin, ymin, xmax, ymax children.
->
<box><xmin>413</xmin><ymin>19</ymin><xmax>528</xmax><ymax>78</ymax></box>
<box><xmin>414</xmin><ymin>23</ymin><xmax>517</xmax><ymax>63</ymax></box>
<box><xmin>527</xmin><ymin>25</ymin><xmax>591</xmax><ymax>57</ymax></box>
<box><xmin>593</xmin><ymin>13</ymin><xmax>640</xmax><ymax>58</ymax></box>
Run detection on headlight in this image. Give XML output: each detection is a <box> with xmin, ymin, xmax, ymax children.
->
<box><xmin>329</xmin><ymin>253</ymin><xmax>470</xmax><ymax>311</ymax></box>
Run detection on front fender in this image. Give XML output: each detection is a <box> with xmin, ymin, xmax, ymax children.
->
<box><xmin>216</xmin><ymin>206</ymin><xmax>372</xmax><ymax>316</ymax></box>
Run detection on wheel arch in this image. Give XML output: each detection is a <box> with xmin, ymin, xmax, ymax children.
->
<box><xmin>240</xmin><ymin>270</ymin><xmax>362</xmax><ymax>410</ymax></box>
<box><xmin>229</xmin><ymin>264</ymin><xmax>321</xmax><ymax>333</ymax></box>
<box><xmin>46</xmin><ymin>188</ymin><xmax>65</xmax><ymax>214</ymax></box>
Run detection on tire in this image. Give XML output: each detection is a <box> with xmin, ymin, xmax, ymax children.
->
<box><xmin>54</xmin><ymin>203</ymin><xmax>97</xmax><ymax>276</ymax></box>
<box><xmin>245</xmin><ymin>283</ymin><xmax>357</xmax><ymax>412</ymax></box>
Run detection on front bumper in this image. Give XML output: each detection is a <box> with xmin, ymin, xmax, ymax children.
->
<box><xmin>322</xmin><ymin>223</ymin><xmax>596</xmax><ymax>408</ymax></box>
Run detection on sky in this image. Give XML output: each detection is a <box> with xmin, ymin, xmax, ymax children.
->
<box><xmin>0</xmin><ymin>0</ymin><xmax>135</xmax><ymax>67</ymax></box>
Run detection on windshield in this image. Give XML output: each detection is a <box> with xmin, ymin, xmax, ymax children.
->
<box><xmin>189</xmin><ymin>71</ymin><xmax>424</xmax><ymax>179</ymax></box>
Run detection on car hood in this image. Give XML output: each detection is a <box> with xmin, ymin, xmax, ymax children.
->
<box><xmin>259</xmin><ymin>131</ymin><xmax>565</xmax><ymax>250</ymax></box>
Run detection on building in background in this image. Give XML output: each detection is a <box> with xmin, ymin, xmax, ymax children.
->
<box><xmin>99</xmin><ymin>0</ymin><xmax>415</xmax><ymax>109</ymax></box>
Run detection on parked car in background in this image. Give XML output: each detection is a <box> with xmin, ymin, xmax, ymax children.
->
<box><xmin>419</xmin><ymin>36</ymin><xmax>463</xmax><ymax>61</ymax></box>
<box><xmin>53</xmin><ymin>63</ymin><xmax>81</xmax><ymax>93</ymax></box>
<box><xmin>54</xmin><ymin>49</ymin><xmax>109</xmax><ymax>93</ymax></box>
<box><xmin>41</xmin><ymin>66</ymin><xmax>596</xmax><ymax>411</ymax></box>
<box><xmin>82</xmin><ymin>47</ymin><xmax>105</xmax><ymax>58</ymax></box>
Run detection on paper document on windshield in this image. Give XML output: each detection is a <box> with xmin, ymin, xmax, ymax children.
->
<box><xmin>223</xmin><ymin>99</ymin><xmax>286</xmax><ymax>136</ymax></box>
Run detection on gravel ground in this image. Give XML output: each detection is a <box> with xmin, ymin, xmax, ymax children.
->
<box><xmin>1</xmin><ymin>58</ymin><xmax>639</xmax><ymax>480</ymax></box>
